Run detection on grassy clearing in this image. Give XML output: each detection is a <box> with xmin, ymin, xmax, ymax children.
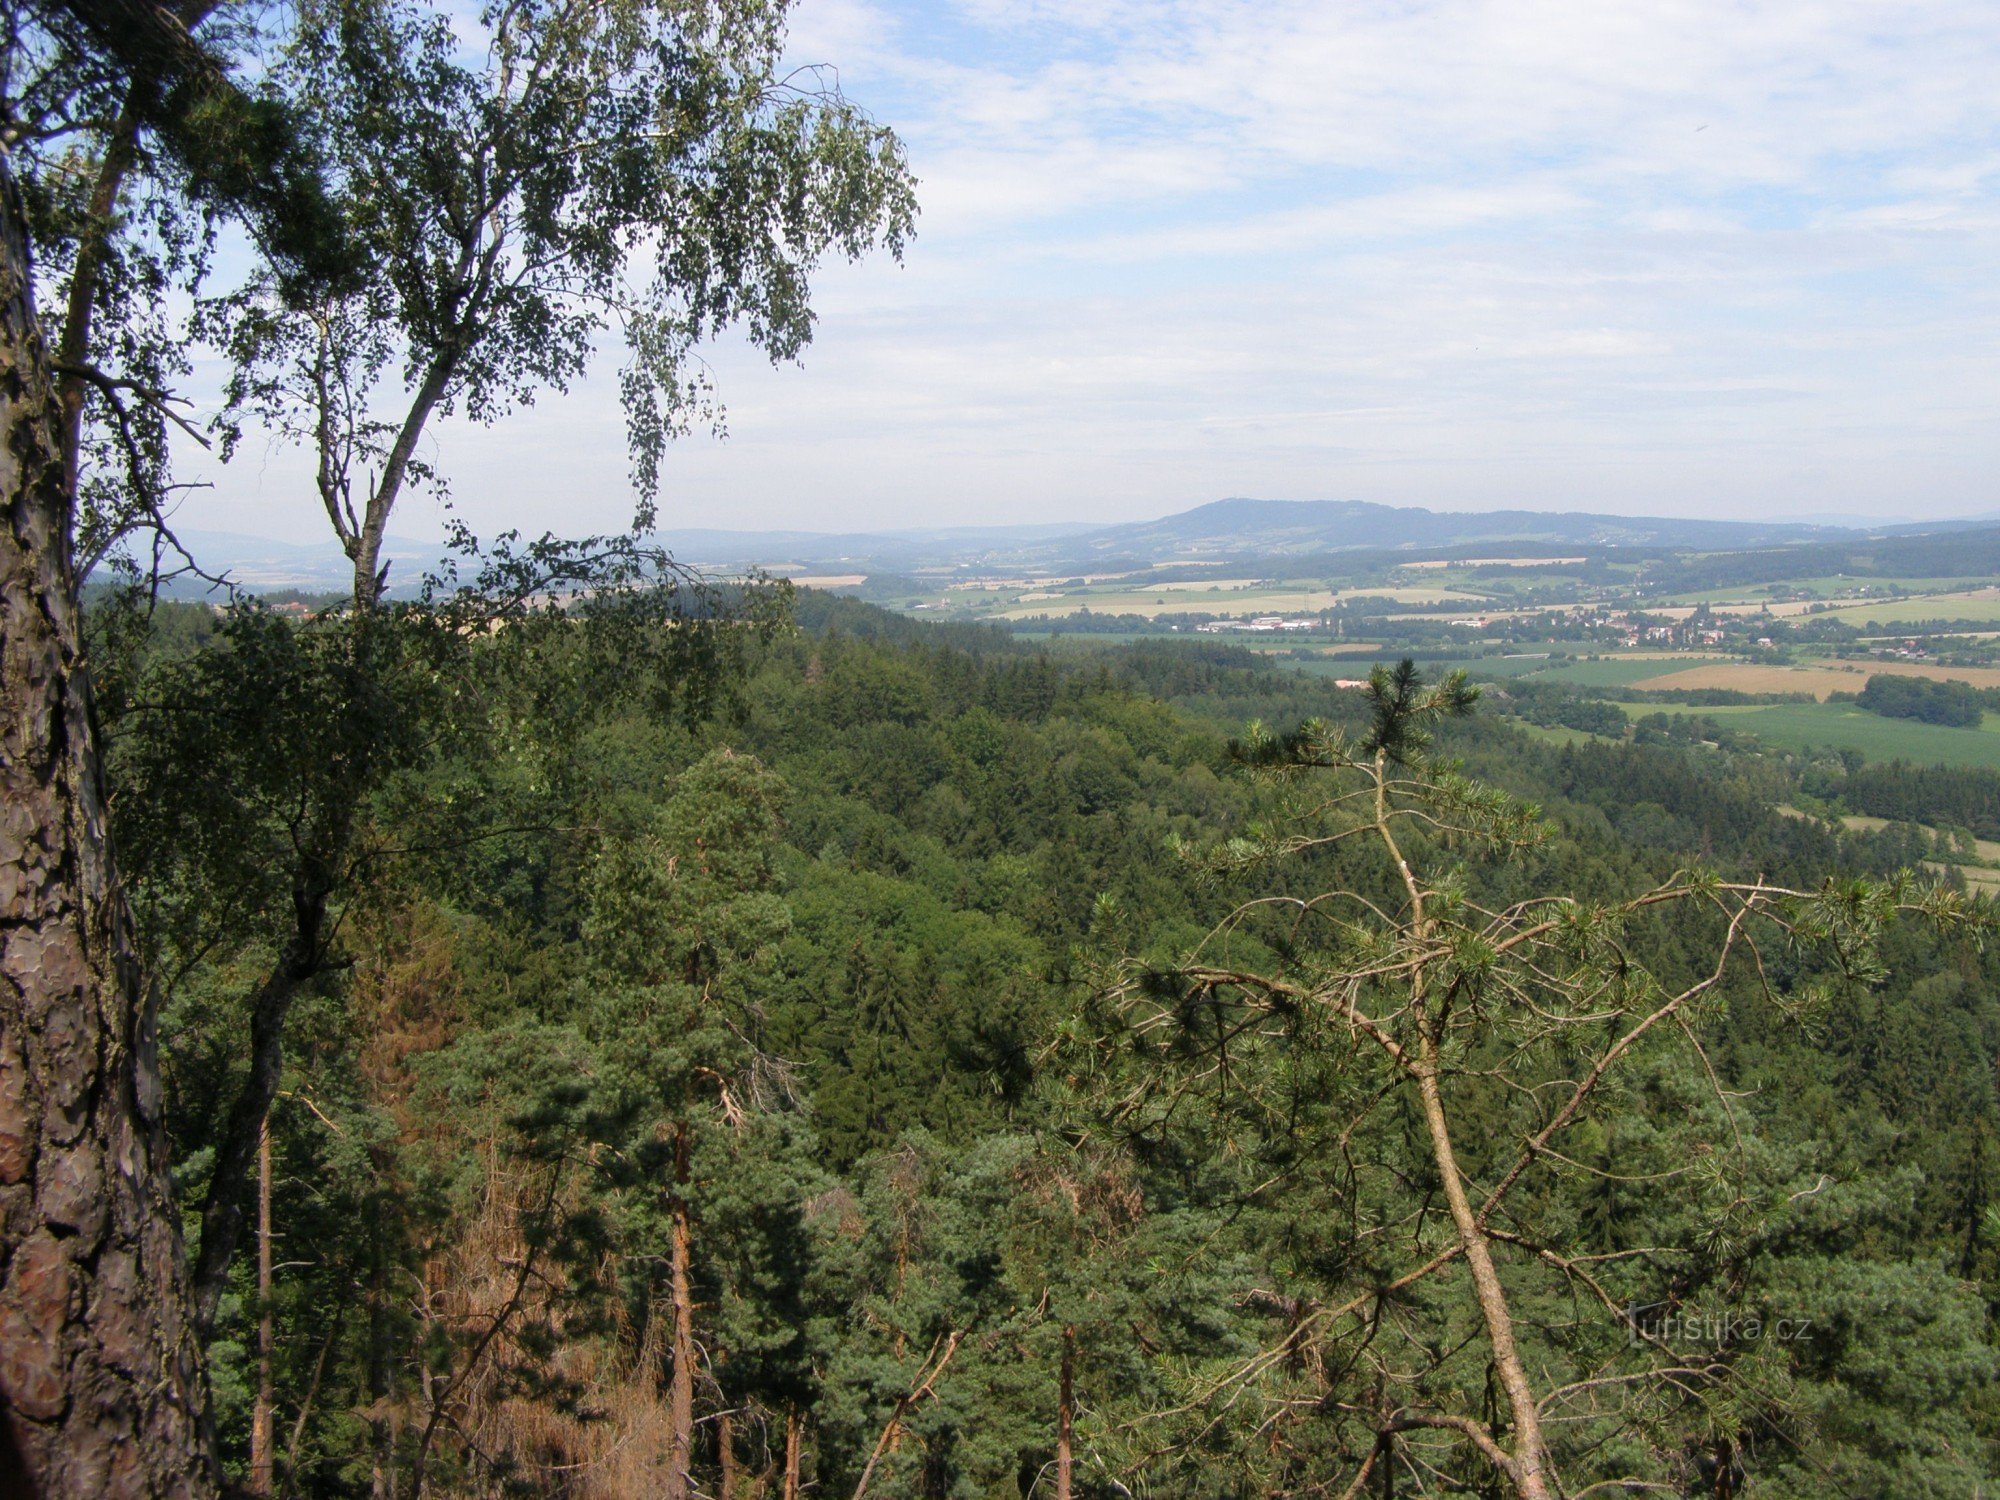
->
<box><xmin>1508</xmin><ymin>720</ymin><xmax>1619</xmax><ymax>748</ymax></box>
<box><xmin>1620</xmin><ymin>701</ymin><xmax>2000</xmax><ymax>770</ymax></box>
<box><xmin>1285</xmin><ymin>660</ymin><xmax>1386</xmax><ymax>681</ymax></box>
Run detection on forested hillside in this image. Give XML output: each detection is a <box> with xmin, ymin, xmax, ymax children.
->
<box><xmin>91</xmin><ymin>587</ymin><xmax>2000</xmax><ymax>1497</ymax></box>
<box><xmin>5</xmin><ymin>0</ymin><xmax>1992</xmax><ymax>1495</ymax></box>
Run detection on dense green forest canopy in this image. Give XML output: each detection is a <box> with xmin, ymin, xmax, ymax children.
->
<box><xmin>88</xmin><ymin>583</ymin><xmax>2000</xmax><ymax>1498</ymax></box>
<box><xmin>6</xmin><ymin>0</ymin><xmax>1999</xmax><ymax>1491</ymax></box>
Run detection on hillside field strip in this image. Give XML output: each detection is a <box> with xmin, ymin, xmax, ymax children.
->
<box><xmin>1619</xmin><ymin>701</ymin><xmax>2000</xmax><ymax>771</ymax></box>
<box><xmin>1628</xmin><ymin>659</ymin><xmax>2000</xmax><ymax>699</ymax></box>
<box><xmin>1646</xmin><ymin>576</ymin><xmax>1997</xmax><ymax>607</ymax></box>
<box><xmin>1528</xmin><ymin>655</ymin><xmax>1731</xmax><ymax>688</ymax></box>
<box><xmin>1811</xmin><ymin>587</ymin><xmax>2000</xmax><ymax>627</ymax></box>
<box><xmin>992</xmin><ymin>583</ymin><xmax>1488</xmax><ymax>620</ymax></box>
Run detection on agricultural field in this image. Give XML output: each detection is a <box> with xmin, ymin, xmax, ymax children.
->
<box><xmin>1646</xmin><ymin>575</ymin><xmax>1995</xmax><ymax>607</ymax></box>
<box><xmin>1627</xmin><ymin>658</ymin><xmax>2000</xmax><ymax>699</ymax></box>
<box><xmin>1629</xmin><ymin>663</ymin><xmax>1865</xmax><ymax>699</ymax></box>
<box><xmin>1449</xmin><ymin>654</ymin><xmax>1571</xmax><ymax>678</ymax></box>
<box><xmin>992</xmin><ymin>581</ymin><xmax>1489</xmax><ymax>620</ymax></box>
<box><xmin>1813</xmin><ymin>587</ymin><xmax>2000</xmax><ymax>627</ymax></box>
<box><xmin>1284</xmin><ymin>658</ymin><xmax>1394</xmax><ymax>680</ymax></box>
<box><xmin>1528</xmin><ymin>655</ymin><xmax>1732</xmax><ymax>688</ymax></box>
<box><xmin>1621</xmin><ymin>701</ymin><xmax>2000</xmax><ymax>771</ymax></box>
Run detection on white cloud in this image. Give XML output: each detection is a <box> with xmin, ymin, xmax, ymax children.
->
<box><xmin>183</xmin><ymin>0</ymin><xmax>2000</xmax><ymax>541</ymax></box>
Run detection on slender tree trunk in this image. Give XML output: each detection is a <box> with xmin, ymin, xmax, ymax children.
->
<box><xmin>368</xmin><ymin>1213</ymin><xmax>396</xmax><ymax>1500</ymax></box>
<box><xmin>718</xmin><ymin>1407</ymin><xmax>737</xmax><ymax>1500</ymax></box>
<box><xmin>349</xmin><ymin>357</ymin><xmax>452</xmax><ymax>612</ymax></box>
<box><xmin>248</xmin><ymin>1115</ymin><xmax>274</xmax><ymax>1495</ymax></box>
<box><xmin>1055</xmin><ymin>1324</ymin><xmax>1074</xmax><ymax>1500</ymax></box>
<box><xmin>782</xmin><ymin>1405</ymin><xmax>802</xmax><ymax>1500</ymax></box>
<box><xmin>1410</xmin><ymin>1057</ymin><xmax>1550</xmax><ymax>1499</ymax></box>
<box><xmin>1373</xmin><ymin>753</ymin><xmax>1551</xmax><ymax>1500</ymax></box>
<box><xmin>666</xmin><ymin>1126</ymin><xmax>695</xmax><ymax>1500</ymax></box>
<box><xmin>192</xmin><ymin>915</ymin><xmax>323</xmax><ymax>1336</ymax></box>
<box><xmin>0</xmin><ymin>155</ymin><xmax>216</xmax><ymax>1496</ymax></box>
<box><xmin>55</xmin><ymin>98</ymin><xmax>143</xmax><ymax>501</ymax></box>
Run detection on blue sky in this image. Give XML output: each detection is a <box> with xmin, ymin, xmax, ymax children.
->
<box><xmin>189</xmin><ymin>0</ymin><xmax>2000</xmax><ymax>542</ymax></box>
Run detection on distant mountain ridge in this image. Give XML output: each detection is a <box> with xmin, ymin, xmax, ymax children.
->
<box><xmin>663</xmin><ymin>499</ymin><xmax>1860</xmax><ymax>571</ymax></box>
<box><xmin>165</xmin><ymin>499</ymin><xmax>1975</xmax><ymax>586</ymax></box>
<box><xmin>1061</xmin><ymin>498</ymin><xmax>1844</xmax><ymax>560</ymax></box>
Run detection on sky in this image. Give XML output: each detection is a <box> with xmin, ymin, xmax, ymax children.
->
<box><xmin>186</xmin><ymin>0</ymin><xmax>2000</xmax><ymax>544</ymax></box>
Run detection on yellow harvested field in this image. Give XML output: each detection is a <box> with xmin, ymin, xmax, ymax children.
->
<box><xmin>1631</xmin><ymin>658</ymin><xmax>2000</xmax><ymax>698</ymax></box>
<box><xmin>788</xmin><ymin>573</ymin><xmax>867</xmax><ymax>588</ymax></box>
<box><xmin>1631</xmin><ymin>664</ymin><xmax>1864</xmax><ymax>698</ymax></box>
<box><xmin>1402</xmin><ymin>556</ymin><xmax>1587</xmax><ymax>569</ymax></box>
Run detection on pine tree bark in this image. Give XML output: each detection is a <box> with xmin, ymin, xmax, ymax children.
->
<box><xmin>782</xmin><ymin>1406</ymin><xmax>802</xmax><ymax>1500</ymax></box>
<box><xmin>717</xmin><ymin>1407</ymin><xmax>737</xmax><ymax>1500</ymax></box>
<box><xmin>0</xmin><ymin>155</ymin><xmax>215</xmax><ymax>1496</ymax></box>
<box><xmin>1055</xmin><ymin>1325</ymin><xmax>1074</xmax><ymax>1500</ymax></box>
<box><xmin>666</xmin><ymin>1125</ymin><xmax>695</xmax><ymax>1500</ymax></box>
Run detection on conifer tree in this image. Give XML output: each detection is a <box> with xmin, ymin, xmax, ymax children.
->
<box><xmin>1076</xmin><ymin>659</ymin><xmax>1981</xmax><ymax>1498</ymax></box>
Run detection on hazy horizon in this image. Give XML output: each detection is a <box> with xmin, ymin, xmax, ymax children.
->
<box><xmin>171</xmin><ymin>494</ymin><xmax>2000</xmax><ymax>553</ymax></box>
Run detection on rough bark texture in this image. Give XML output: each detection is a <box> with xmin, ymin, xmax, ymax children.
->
<box><xmin>782</xmin><ymin>1406</ymin><xmax>801</xmax><ymax>1500</ymax></box>
<box><xmin>0</xmin><ymin>158</ymin><xmax>215</xmax><ymax>1497</ymax></box>
<box><xmin>1056</xmin><ymin>1325</ymin><xmax>1073</xmax><ymax>1500</ymax></box>
<box><xmin>665</xmin><ymin>1158</ymin><xmax>695</xmax><ymax>1500</ymax></box>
